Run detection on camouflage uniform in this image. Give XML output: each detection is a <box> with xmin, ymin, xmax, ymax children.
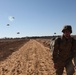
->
<box><xmin>52</xmin><ymin>25</ymin><xmax>76</xmax><ymax>75</ymax></box>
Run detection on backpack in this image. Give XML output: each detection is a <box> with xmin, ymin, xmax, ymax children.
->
<box><xmin>50</xmin><ymin>36</ymin><xmax>74</xmax><ymax>56</ymax></box>
<box><xmin>50</xmin><ymin>37</ymin><xmax>61</xmax><ymax>55</ymax></box>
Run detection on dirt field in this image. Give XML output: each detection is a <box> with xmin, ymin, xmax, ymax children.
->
<box><xmin>0</xmin><ymin>39</ymin><xmax>76</xmax><ymax>75</ymax></box>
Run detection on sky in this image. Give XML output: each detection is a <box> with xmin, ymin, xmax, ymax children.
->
<box><xmin>0</xmin><ymin>0</ymin><xmax>76</xmax><ymax>38</ymax></box>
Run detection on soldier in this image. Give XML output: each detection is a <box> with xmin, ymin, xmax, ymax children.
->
<box><xmin>52</xmin><ymin>25</ymin><xmax>76</xmax><ymax>75</ymax></box>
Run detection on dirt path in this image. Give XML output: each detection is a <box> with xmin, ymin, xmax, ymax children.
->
<box><xmin>0</xmin><ymin>39</ymin><xmax>75</xmax><ymax>75</ymax></box>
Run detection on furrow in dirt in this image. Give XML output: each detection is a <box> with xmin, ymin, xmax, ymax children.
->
<box><xmin>0</xmin><ymin>39</ymin><xmax>75</xmax><ymax>75</ymax></box>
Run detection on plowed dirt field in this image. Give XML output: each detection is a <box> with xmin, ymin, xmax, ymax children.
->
<box><xmin>0</xmin><ymin>39</ymin><xmax>76</xmax><ymax>75</ymax></box>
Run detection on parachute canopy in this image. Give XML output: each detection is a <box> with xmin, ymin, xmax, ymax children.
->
<box><xmin>17</xmin><ymin>32</ymin><xmax>20</xmax><ymax>34</ymax></box>
<box><xmin>7</xmin><ymin>24</ymin><xmax>10</xmax><ymax>26</ymax></box>
<box><xmin>54</xmin><ymin>32</ymin><xmax>56</xmax><ymax>34</ymax></box>
<box><xmin>9</xmin><ymin>16</ymin><xmax>15</xmax><ymax>21</ymax></box>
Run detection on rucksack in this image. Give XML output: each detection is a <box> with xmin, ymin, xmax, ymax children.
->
<box><xmin>50</xmin><ymin>37</ymin><xmax>61</xmax><ymax>55</ymax></box>
<box><xmin>50</xmin><ymin>36</ymin><xmax>74</xmax><ymax>56</ymax></box>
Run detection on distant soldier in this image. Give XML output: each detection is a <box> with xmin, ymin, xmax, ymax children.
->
<box><xmin>52</xmin><ymin>25</ymin><xmax>76</xmax><ymax>75</ymax></box>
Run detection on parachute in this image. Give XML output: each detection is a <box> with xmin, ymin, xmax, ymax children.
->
<box><xmin>17</xmin><ymin>32</ymin><xmax>20</xmax><ymax>34</ymax></box>
<box><xmin>7</xmin><ymin>24</ymin><xmax>10</xmax><ymax>26</ymax></box>
<box><xmin>10</xmin><ymin>16</ymin><xmax>15</xmax><ymax>19</ymax></box>
<box><xmin>54</xmin><ymin>32</ymin><xmax>56</xmax><ymax>35</ymax></box>
<box><xmin>9</xmin><ymin>16</ymin><xmax>15</xmax><ymax>21</ymax></box>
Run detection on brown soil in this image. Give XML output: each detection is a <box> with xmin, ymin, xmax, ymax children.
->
<box><xmin>0</xmin><ymin>39</ymin><xmax>76</xmax><ymax>75</ymax></box>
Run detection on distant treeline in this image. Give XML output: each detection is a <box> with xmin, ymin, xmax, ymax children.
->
<box><xmin>0</xmin><ymin>35</ymin><xmax>76</xmax><ymax>40</ymax></box>
<box><xmin>0</xmin><ymin>35</ymin><xmax>60</xmax><ymax>40</ymax></box>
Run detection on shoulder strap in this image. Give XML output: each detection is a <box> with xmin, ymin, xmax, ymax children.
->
<box><xmin>71</xmin><ymin>37</ymin><xmax>75</xmax><ymax>50</ymax></box>
<box><xmin>57</xmin><ymin>37</ymin><xmax>61</xmax><ymax>46</ymax></box>
<box><xmin>71</xmin><ymin>37</ymin><xmax>74</xmax><ymax>45</ymax></box>
<box><xmin>71</xmin><ymin>37</ymin><xmax>75</xmax><ymax>56</ymax></box>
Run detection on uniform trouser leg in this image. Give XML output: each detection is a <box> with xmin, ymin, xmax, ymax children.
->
<box><xmin>65</xmin><ymin>60</ymin><xmax>75</xmax><ymax>75</ymax></box>
<box><xmin>56</xmin><ymin>67</ymin><xmax>64</xmax><ymax>75</ymax></box>
<box><xmin>74</xmin><ymin>54</ymin><xmax>76</xmax><ymax>65</ymax></box>
<box><xmin>55</xmin><ymin>63</ymin><xmax>64</xmax><ymax>75</ymax></box>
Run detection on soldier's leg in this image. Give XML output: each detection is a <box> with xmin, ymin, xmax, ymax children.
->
<box><xmin>65</xmin><ymin>60</ymin><xmax>75</xmax><ymax>75</ymax></box>
<box><xmin>55</xmin><ymin>64</ymin><xmax>64</xmax><ymax>75</ymax></box>
<box><xmin>73</xmin><ymin>54</ymin><xmax>76</xmax><ymax>65</ymax></box>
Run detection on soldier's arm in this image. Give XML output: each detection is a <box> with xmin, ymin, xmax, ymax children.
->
<box><xmin>73</xmin><ymin>39</ymin><xmax>76</xmax><ymax>66</ymax></box>
<box><xmin>52</xmin><ymin>38</ymin><xmax>59</xmax><ymax>63</ymax></box>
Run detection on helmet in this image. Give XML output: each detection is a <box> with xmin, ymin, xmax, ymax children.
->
<box><xmin>62</xmin><ymin>25</ymin><xmax>72</xmax><ymax>33</ymax></box>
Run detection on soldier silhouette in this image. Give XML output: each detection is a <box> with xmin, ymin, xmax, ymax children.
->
<box><xmin>52</xmin><ymin>25</ymin><xmax>76</xmax><ymax>75</ymax></box>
